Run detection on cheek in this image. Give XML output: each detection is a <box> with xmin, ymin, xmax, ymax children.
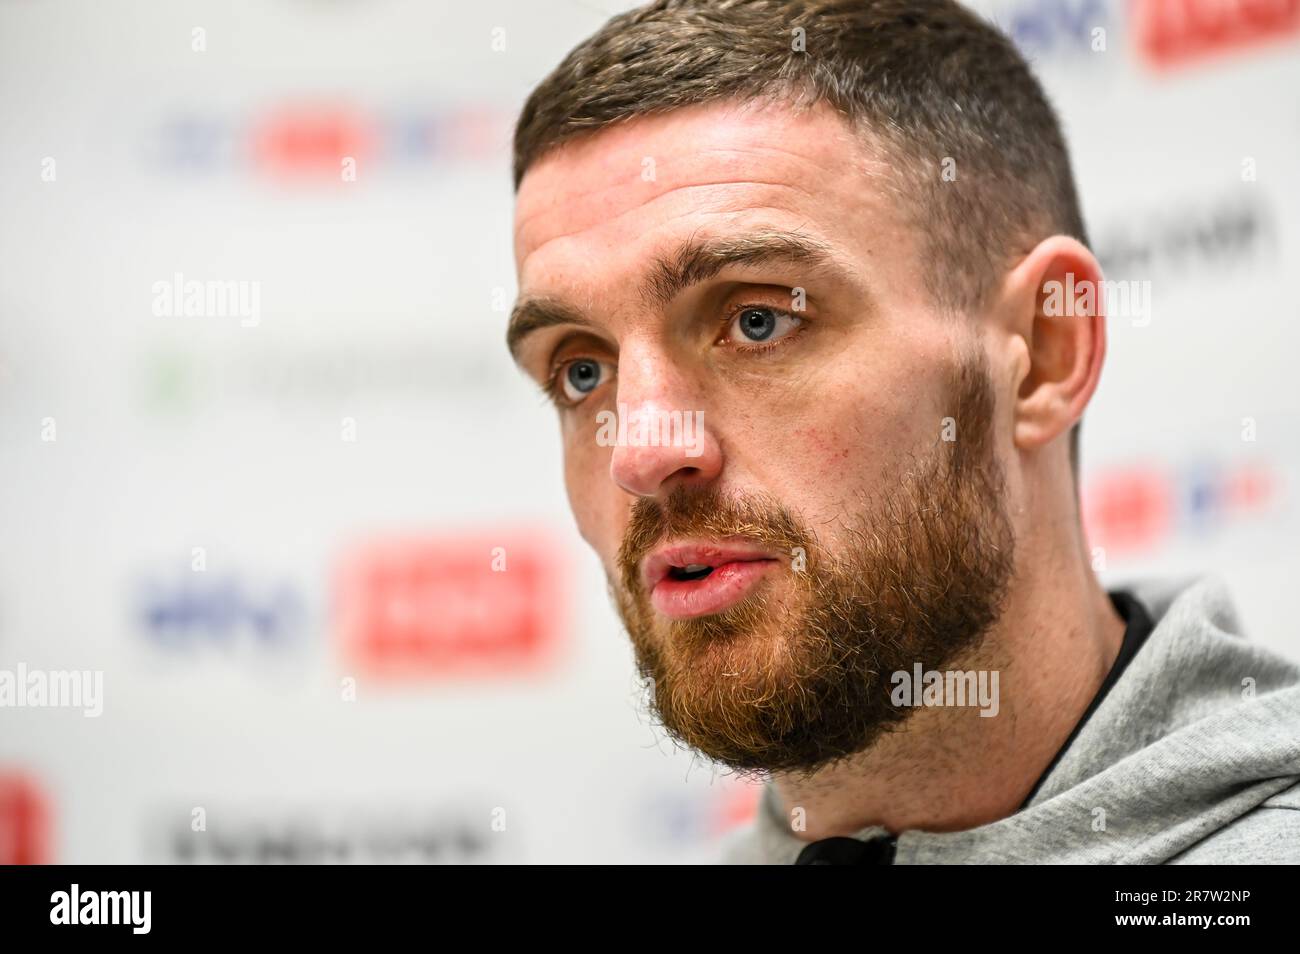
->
<box><xmin>783</xmin><ymin>405</ymin><xmax>895</xmax><ymax>493</ymax></box>
<box><xmin>797</xmin><ymin>344</ymin><xmax>947</xmax><ymax>485</ymax></box>
<box><xmin>562</xmin><ymin>428</ymin><xmax>623</xmax><ymax>559</ymax></box>
<box><xmin>740</xmin><ymin>380</ymin><xmax>934</xmax><ymax>531</ymax></box>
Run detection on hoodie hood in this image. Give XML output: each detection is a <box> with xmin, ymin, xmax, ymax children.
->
<box><xmin>719</xmin><ymin>574</ymin><xmax>1300</xmax><ymax>863</ymax></box>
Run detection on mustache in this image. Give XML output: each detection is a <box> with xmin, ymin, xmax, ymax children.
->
<box><xmin>616</xmin><ymin>484</ymin><xmax>810</xmax><ymax>595</ymax></box>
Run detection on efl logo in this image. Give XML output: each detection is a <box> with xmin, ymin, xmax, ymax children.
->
<box><xmin>1135</xmin><ymin>0</ymin><xmax>1300</xmax><ymax>67</ymax></box>
<box><xmin>0</xmin><ymin>773</ymin><xmax>51</xmax><ymax>864</ymax></box>
<box><xmin>336</xmin><ymin>532</ymin><xmax>567</xmax><ymax>677</ymax></box>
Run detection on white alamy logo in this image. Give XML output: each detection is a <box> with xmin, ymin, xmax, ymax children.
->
<box><xmin>1042</xmin><ymin>273</ymin><xmax>1152</xmax><ymax>327</ymax></box>
<box><xmin>595</xmin><ymin>403</ymin><xmax>705</xmax><ymax>458</ymax></box>
<box><xmin>152</xmin><ymin>272</ymin><xmax>261</xmax><ymax>327</ymax></box>
<box><xmin>0</xmin><ymin>663</ymin><xmax>103</xmax><ymax>717</ymax></box>
<box><xmin>50</xmin><ymin>884</ymin><xmax>151</xmax><ymax>934</ymax></box>
<box><xmin>890</xmin><ymin>665</ymin><xmax>1000</xmax><ymax>717</ymax></box>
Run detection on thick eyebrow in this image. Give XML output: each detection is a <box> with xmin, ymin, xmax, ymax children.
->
<box><xmin>505</xmin><ymin>297</ymin><xmax>596</xmax><ymax>364</ymax></box>
<box><xmin>640</xmin><ymin>228</ymin><xmax>840</xmax><ymax>310</ymax></box>
<box><xmin>507</xmin><ymin>228</ymin><xmax>845</xmax><ymax>363</ymax></box>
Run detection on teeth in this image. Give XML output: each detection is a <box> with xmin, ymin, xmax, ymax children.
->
<box><xmin>682</xmin><ymin>564</ymin><xmax>710</xmax><ymax>572</ymax></box>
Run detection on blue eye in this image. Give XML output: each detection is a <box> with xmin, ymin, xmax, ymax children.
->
<box><xmin>728</xmin><ymin>306</ymin><xmax>800</xmax><ymax>344</ymax></box>
<box><xmin>560</xmin><ymin>358</ymin><xmax>608</xmax><ymax>403</ymax></box>
<box><xmin>738</xmin><ymin>307</ymin><xmax>776</xmax><ymax>340</ymax></box>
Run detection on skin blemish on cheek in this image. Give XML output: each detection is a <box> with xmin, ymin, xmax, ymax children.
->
<box><xmin>790</xmin><ymin>426</ymin><xmax>847</xmax><ymax>462</ymax></box>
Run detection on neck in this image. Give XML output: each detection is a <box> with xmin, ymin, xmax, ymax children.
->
<box><xmin>770</xmin><ymin>524</ymin><xmax>1127</xmax><ymax>841</ymax></box>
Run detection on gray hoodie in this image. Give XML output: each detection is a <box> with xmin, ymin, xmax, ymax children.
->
<box><xmin>718</xmin><ymin>574</ymin><xmax>1300</xmax><ymax>863</ymax></box>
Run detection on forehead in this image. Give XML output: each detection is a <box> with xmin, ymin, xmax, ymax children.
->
<box><xmin>512</xmin><ymin>98</ymin><xmax>902</xmax><ymax>293</ymax></box>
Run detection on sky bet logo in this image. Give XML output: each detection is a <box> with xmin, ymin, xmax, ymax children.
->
<box><xmin>50</xmin><ymin>884</ymin><xmax>151</xmax><ymax>934</ymax></box>
<box><xmin>989</xmin><ymin>0</ymin><xmax>1300</xmax><ymax>67</ymax></box>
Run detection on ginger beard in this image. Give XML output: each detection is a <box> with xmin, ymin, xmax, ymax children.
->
<box><xmin>611</xmin><ymin>345</ymin><xmax>1017</xmax><ymax>779</ymax></box>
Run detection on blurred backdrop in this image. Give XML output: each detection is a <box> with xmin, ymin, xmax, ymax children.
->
<box><xmin>0</xmin><ymin>0</ymin><xmax>1297</xmax><ymax>863</ymax></box>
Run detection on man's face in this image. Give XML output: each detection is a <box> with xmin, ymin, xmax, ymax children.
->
<box><xmin>511</xmin><ymin>98</ymin><xmax>1016</xmax><ymax>777</ymax></box>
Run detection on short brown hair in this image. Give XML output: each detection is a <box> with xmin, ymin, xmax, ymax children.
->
<box><xmin>514</xmin><ymin>0</ymin><xmax>1086</xmax><ymax>471</ymax></box>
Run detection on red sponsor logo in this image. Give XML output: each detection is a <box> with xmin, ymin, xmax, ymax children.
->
<box><xmin>1084</xmin><ymin>466</ymin><xmax>1174</xmax><ymax>553</ymax></box>
<box><xmin>252</xmin><ymin>105</ymin><xmax>376</xmax><ymax>180</ymax></box>
<box><xmin>715</xmin><ymin>782</ymin><xmax>763</xmax><ymax>834</ymax></box>
<box><xmin>336</xmin><ymin>530</ymin><xmax>567</xmax><ymax>677</ymax></box>
<box><xmin>0</xmin><ymin>774</ymin><xmax>52</xmax><ymax>864</ymax></box>
<box><xmin>1135</xmin><ymin>0</ymin><xmax>1300</xmax><ymax>66</ymax></box>
<box><xmin>1082</xmin><ymin>459</ymin><xmax>1276</xmax><ymax>554</ymax></box>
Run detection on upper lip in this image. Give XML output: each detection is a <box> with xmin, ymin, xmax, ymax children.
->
<box><xmin>641</xmin><ymin>537</ymin><xmax>782</xmax><ymax>590</ymax></box>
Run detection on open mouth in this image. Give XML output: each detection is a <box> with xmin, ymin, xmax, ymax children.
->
<box><xmin>641</xmin><ymin>542</ymin><xmax>783</xmax><ymax>620</ymax></box>
<box><xmin>668</xmin><ymin>563</ymin><xmax>715</xmax><ymax>582</ymax></box>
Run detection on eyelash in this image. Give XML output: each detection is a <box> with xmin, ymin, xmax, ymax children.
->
<box><xmin>541</xmin><ymin>302</ymin><xmax>806</xmax><ymax>408</ymax></box>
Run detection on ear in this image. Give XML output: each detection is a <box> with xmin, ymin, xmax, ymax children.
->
<box><xmin>996</xmin><ymin>235</ymin><xmax>1107</xmax><ymax>457</ymax></box>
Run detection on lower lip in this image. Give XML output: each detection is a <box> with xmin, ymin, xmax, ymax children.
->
<box><xmin>650</xmin><ymin>559</ymin><xmax>779</xmax><ymax>620</ymax></box>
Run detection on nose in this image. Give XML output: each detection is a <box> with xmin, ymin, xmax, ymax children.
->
<box><xmin>607</xmin><ymin>350</ymin><xmax>722</xmax><ymax>498</ymax></box>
